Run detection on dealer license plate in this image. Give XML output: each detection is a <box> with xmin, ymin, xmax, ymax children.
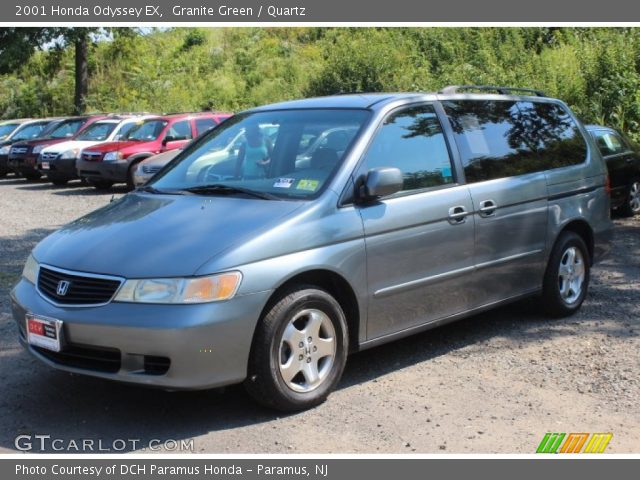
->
<box><xmin>26</xmin><ymin>314</ymin><xmax>62</xmax><ymax>352</ymax></box>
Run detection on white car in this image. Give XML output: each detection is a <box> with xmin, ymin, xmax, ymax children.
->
<box><xmin>37</xmin><ymin>115</ymin><xmax>154</xmax><ymax>185</ymax></box>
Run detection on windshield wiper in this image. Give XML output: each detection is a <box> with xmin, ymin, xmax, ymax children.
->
<box><xmin>181</xmin><ymin>184</ymin><xmax>281</xmax><ymax>200</ymax></box>
<box><xmin>137</xmin><ymin>185</ymin><xmax>184</xmax><ymax>195</ymax></box>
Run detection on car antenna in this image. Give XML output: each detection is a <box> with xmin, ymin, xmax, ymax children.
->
<box><xmin>110</xmin><ymin>194</ymin><xmax>115</xmax><ymax>203</ymax></box>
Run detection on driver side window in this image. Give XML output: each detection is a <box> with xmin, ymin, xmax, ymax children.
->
<box><xmin>362</xmin><ymin>104</ymin><xmax>454</xmax><ymax>193</ymax></box>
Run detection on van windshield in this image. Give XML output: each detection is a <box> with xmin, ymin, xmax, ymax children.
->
<box><xmin>150</xmin><ymin>109</ymin><xmax>369</xmax><ymax>199</ymax></box>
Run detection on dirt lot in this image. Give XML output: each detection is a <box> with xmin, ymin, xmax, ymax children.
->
<box><xmin>0</xmin><ymin>176</ymin><xmax>638</xmax><ymax>454</ymax></box>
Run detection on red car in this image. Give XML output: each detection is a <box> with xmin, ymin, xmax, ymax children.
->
<box><xmin>77</xmin><ymin>112</ymin><xmax>231</xmax><ymax>190</ymax></box>
<box><xmin>7</xmin><ymin>115</ymin><xmax>110</xmax><ymax>180</ymax></box>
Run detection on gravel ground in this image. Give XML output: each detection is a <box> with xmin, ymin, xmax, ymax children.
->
<box><xmin>0</xmin><ymin>176</ymin><xmax>638</xmax><ymax>454</ymax></box>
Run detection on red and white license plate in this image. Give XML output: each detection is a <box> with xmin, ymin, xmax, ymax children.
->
<box><xmin>26</xmin><ymin>314</ymin><xmax>62</xmax><ymax>352</ymax></box>
<box><xmin>40</xmin><ymin>162</ymin><xmax>50</xmax><ymax>170</ymax></box>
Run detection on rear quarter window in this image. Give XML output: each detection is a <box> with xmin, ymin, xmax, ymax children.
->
<box><xmin>442</xmin><ymin>100</ymin><xmax>587</xmax><ymax>183</ymax></box>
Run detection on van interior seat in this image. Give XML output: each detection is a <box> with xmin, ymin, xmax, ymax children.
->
<box><xmin>310</xmin><ymin>148</ymin><xmax>339</xmax><ymax>170</ymax></box>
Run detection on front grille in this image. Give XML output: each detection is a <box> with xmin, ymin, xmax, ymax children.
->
<box><xmin>40</xmin><ymin>152</ymin><xmax>59</xmax><ymax>161</ymax></box>
<box><xmin>37</xmin><ymin>266</ymin><xmax>122</xmax><ymax>305</ymax></box>
<box><xmin>82</xmin><ymin>151</ymin><xmax>103</xmax><ymax>161</ymax></box>
<box><xmin>10</xmin><ymin>146</ymin><xmax>28</xmax><ymax>155</ymax></box>
<box><xmin>142</xmin><ymin>165</ymin><xmax>162</xmax><ymax>174</ymax></box>
<box><xmin>33</xmin><ymin>344</ymin><xmax>121</xmax><ymax>373</ymax></box>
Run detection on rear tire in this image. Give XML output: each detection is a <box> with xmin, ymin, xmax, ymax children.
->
<box><xmin>619</xmin><ymin>179</ymin><xmax>640</xmax><ymax>217</ymax></box>
<box><xmin>542</xmin><ymin>232</ymin><xmax>591</xmax><ymax>318</ymax></box>
<box><xmin>245</xmin><ymin>286</ymin><xmax>348</xmax><ymax>412</ymax></box>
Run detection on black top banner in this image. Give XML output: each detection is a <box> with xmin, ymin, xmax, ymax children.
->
<box><xmin>4</xmin><ymin>0</ymin><xmax>640</xmax><ymax>22</ymax></box>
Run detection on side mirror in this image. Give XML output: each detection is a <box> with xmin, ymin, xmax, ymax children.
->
<box><xmin>359</xmin><ymin>167</ymin><xmax>403</xmax><ymax>200</ymax></box>
<box><xmin>162</xmin><ymin>136</ymin><xmax>174</xmax><ymax>146</ymax></box>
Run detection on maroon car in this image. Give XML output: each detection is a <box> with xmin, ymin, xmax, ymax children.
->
<box><xmin>77</xmin><ymin>112</ymin><xmax>230</xmax><ymax>190</ymax></box>
<box><xmin>8</xmin><ymin>115</ymin><xmax>110</xmax><ymax>180</ymax></box>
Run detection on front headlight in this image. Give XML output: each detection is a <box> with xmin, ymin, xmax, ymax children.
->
<box><xmin>22</xmin><ymin>254</ymin><xmax>39</xmax><ymax>284</ymax></box>
<box><xmin>0</xmin><ymin>145</ymin><xmax>9</xmax><ymax>155</ymax></box>
<box><xmin>59</xmin><ymin>149</ymin><xmax>79</xmax><ymax>160</ymax></box>
<box><xmin>32</xmin><ymin>145</ymin><xmax>44</xmax><ymax>154</ymax></box>
<box><xmin>113</xmin><ymin>272</ymin><xmax>242</xmax><ymax>304</ymax></box>
<box><xmin>103</xmin><ymin>151</ymin><xmax>123</xmax><ymax>162</ymax></box>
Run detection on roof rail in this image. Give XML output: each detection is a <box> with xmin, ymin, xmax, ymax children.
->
<box><xmin>438</xmin><ymin>85</ymin><xmax>547</xmax><ymax>97</ymax></box>
<box><xmin>160</xmin><ymin>111</ymin><xmax>218</xmax><ymax>116</ymax></box>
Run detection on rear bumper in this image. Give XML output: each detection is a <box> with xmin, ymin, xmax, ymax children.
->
<box><xmin>77</xmin><ymin>158</ymin><xmax>129</xmax><ymax>183</ymax></box>
<box><xmin>11</xmin><ymin>278</ymin><xmax>272</xmax><ymax>390</ymax></box>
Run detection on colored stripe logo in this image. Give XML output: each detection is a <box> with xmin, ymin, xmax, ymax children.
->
<box><xmin>537</xmin><ymin>433</ymin><xmax>612</xmax><ymax>453</ymax></box>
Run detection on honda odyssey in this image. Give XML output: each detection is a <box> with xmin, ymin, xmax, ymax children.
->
<box><xmin>11</xmin><ymin>87</ymin><xmax>613</xmax><ymax>411</ymax></box>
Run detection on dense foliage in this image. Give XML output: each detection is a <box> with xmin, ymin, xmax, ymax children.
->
<box><xmin>1</xmin><ymin>27</ymin><xmax>640</xmax><ymax>139</ymax></box>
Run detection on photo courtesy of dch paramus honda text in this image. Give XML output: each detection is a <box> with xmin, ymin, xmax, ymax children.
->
<box><xmin>11</xmin><ymin>86</ymin><xmax>613</xmax><ymax>411</ymax></box>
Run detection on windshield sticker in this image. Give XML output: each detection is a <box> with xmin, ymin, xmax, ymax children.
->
<box><xmin>273</xmin><ymin>178</ymin><xmax>295</xmax><ymax>188</ymax></box>
<box><xmin>297</xmin><ymin>179</ymin><xmax>319</xmax><ymax>191</ymax></box>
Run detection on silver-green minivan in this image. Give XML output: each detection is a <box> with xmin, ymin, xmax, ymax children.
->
<box><xmin>12</xmin><ymin>86</ymin><xmax>613</xmax><ymax>411</ymax></box>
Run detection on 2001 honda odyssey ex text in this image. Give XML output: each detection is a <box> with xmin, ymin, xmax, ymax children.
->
<box><xmin>11</xmin><ymin>86</ymin><xmax>613</xmax><ymax>411</ymax></box>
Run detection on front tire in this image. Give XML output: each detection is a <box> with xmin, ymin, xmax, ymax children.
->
<box><xmin>48</xmin><ymin>175</ymin><xmax>68</xmax><ymax>186</ymax></box>
<box><xmin>245</xmin><ymin>286</ymin><xmax>348</xmax><ymax>412</ymax></box>
<box><xmin>23</xmin><ymin>172</ymin><xmax>42</xmax><ymax>180</ymax></box>
<box><xmin>542</xmin><ymin>232</ymin><xmax>591</xmax><ymax>317</ymax></box>
<box><xmin>88</xmin><ymin>179</ymin><xmax>113</xmax><ymax>190</ymax></box>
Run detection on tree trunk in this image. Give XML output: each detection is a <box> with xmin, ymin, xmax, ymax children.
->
<box><xmin>74</xmin><ymin>33</ymin><xmax>88</xmax><ymax>115</ymax></box>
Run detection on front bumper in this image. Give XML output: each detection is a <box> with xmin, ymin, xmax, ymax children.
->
<box><xmin>38</xmin><ymin>156</ymin><xmax>79</xmax><ymax>180</ymax></box>
<box><xmin>132</xmin><ymin>169</ymin><xmax>153</xmax><ymax>187</ymax></box>
<box><xmin>0</xmin><ymin>153</ymin><xmax>9</xmax><ymax>173</ymax></box>
<box><xmin>77</xmin><ymin>158</ymin><xmax>130</xmax><ymax>183</ymax></box>
<box><xmin>11</xmin><ymin>279</ymin><xmax>271</xmax><ymax>390</ymax></box>
<box><xmin>8</xmin><ymin>153</ymin><xmax>39</xmax><ymax>176</ymax></box>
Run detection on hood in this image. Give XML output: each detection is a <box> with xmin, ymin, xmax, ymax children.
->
<box><xmin>33</xmin><ymin>193</ymin><xmax>305</xmax><ymax>278</ymax></box>
<box><xmin>83</xmin><ymin>140</ymin><xmax>150</xmax><ymax>154</ymax></box>
<box><xmin>41</xmin><ymin>140</ymin><xmax>100</xmax><ymax>155</ymax></box>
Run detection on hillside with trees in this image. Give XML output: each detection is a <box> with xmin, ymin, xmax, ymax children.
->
<box><xmin>1</xmin><ymin>27</ymin><xmax>639</xmax><ymax>138</ymax></box>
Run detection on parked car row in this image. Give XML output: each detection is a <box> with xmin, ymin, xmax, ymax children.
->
<box><xmin>0</xmin><ymin>108</ymin><xmax>638</xmax><ymax>218</ymax></box>
<box><xmin>0</xmin><ymin>111</ymin><xmax>231</xmax><ymax>190</ymax></box>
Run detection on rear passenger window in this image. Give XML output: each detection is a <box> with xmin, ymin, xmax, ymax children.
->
<box><xmin>195</xmin><ymin>118</ymin><xmax>217</xmax><ymax>136</ymax></box>
<box><xmin>592</xmin><ymin>130</ymin><xmax>627</xmax><ymax>156</ymax></box>
<box><xmin>167</xmin><ymin>121</ymin><xmax>193</xmax><ymax>141</ymax></box>
<box><xmin>518</xmin><ymin>101</ymin><xmax>588</xmax><ymax>169</ymax></box>
<box><xmin>362</xmin><ymin>105</ymin><xmax>454</xmax><ymax>192</ymax></box>
<box><xmin>443</xmin><ymin>100</ymin><xmax>588</xmax><ymax>183</ymax></box>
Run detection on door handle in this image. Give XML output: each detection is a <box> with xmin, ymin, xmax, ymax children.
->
<box><xmin>626</xmin><ymin>157</ymin><xmax>634</xmax><ymax>163</ymax></box>
<box><xmin>478</xmin><ymin>199</ymin><xmax>497</xmax><ymax>217</ymax></box>
<box><xmin>448</xmin><ymin>206</ymin><xmax>468</xmax><ymax>224</ymax></box>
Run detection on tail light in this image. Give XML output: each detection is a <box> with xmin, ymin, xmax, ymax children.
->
<box><xmin>605</xmin><ymin>174</ymin><xmax>611</xmax><ymax>196</ymax></box>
